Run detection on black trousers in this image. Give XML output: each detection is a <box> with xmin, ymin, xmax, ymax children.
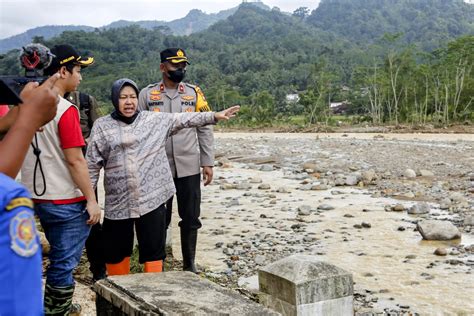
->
<box><xmin>166</xmin><ymin>174</ymin><xmax>202</xmax><ymax>231</ymax></box>
<box><xmin>85</xmin><ymin>188</ymin><xmax>105</xmax><ymax>272</ymax></box>
<box><xmin>85</xmin><ymin>223</ymin><xmax>105</xmax><ymax>267</ymax></box>
<box><xmin>102</xmin><ymin>205</ymin><xmax>167</xmax><ymax>264</ymax></box>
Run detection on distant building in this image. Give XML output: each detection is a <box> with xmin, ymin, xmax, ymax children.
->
<box><xmin>330</xmin><ymin>101</ymin><xmax>351</xmax><ymax>114</ymax></box>
<box><xmin>286</xmin><ymin>94</ymin><xmax>300</xmax><ymax>103</ymax></box>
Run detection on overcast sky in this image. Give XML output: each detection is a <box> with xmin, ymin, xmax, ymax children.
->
<box><xmin>0</xmin><ymin>0</ymin><xmax>321</xmax><ymax>39</ymax></box>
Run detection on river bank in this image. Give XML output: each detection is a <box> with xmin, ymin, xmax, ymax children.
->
<box><xmin>73</xmin><ymin>132</ymin><xmax>473</xmax><ymax>315</ymax></box>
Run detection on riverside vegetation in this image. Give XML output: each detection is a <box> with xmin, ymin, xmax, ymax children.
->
<box><xmin>0</xmin><ymin>0</ymin><xmax>472</xmax><ymax>128</ymax></box>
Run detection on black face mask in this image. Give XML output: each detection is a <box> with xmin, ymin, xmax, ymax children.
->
<box><xmin>167</xmin><ymin>68</ymin><xmax>186</xmax><ymax>83</ymax></box>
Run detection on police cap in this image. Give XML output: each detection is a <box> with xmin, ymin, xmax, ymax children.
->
<box><xmin>50</xmin><ymin>44</ymin><xmax>94</xmax><ymax>68</ymax></box>
<box><xmin>160</xmin><ymin>48</ymin><xmax>190</xmax><ymax>65</ymax></box>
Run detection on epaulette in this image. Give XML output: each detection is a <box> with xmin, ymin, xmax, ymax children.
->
<box><xmin>5</xmin><ymin>197</ymin><xmax>34</xmax><ymax>212</ymax></box>
<box><xmin>188</xmin><ymin>84</ymin><xmax>205</xmax><ymax>98</ymax></box>
<box><xmin>145</xmin><ymin>83</ymin><xmax>161</xmax><ymax>89</ymax></box>
<box><xmin>192</xmin><ymin>85</ymin><xmax>211</xmax><ymax>112</ymax></box>
<box><xmin>184</xmin><ymin>82</ymin><xmax>197</xmax><ymax>90</ymax></box>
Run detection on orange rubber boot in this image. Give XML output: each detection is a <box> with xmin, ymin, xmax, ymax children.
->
<box><xmin>144</xmin><ymin>260</ymin><xmax>163</xmax><ymax>273</ymax></box>
<box><xmin>106</xmin><ymin>257</ymin><xmax>130</xmax><ymax>276</ymax></box>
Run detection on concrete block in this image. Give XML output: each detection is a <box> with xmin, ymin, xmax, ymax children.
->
<box><xmin>259</xmin><ymin>255</ymin><xmax>353</xmax><ymax>316</ymax></box>
<box><xmin>95</xmin><ymin>271</ymin><xmax>277</xmax><ymax>315</ymax></box>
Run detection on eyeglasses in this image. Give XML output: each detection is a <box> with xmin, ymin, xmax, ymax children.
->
<box><xmin>119</xmin><ymin>95</ymin><xmax>137</xmax><ymax>100</ymax></box>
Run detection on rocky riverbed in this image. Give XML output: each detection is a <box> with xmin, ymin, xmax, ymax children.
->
<box><xmin>183</xmin><ymin>132</ymin><xmax>473</xmax><ymax>315</ymax></box>
<box><xmin>77</xmin><ymin>132</ymin><xmax>474</xmax><ymax>315</ymax></box>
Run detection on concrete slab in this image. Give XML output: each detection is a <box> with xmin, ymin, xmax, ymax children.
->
<box><xmin>95</xmin><ymin>271</ymin><xmax>278</xmax><ymax>315</ymax></box>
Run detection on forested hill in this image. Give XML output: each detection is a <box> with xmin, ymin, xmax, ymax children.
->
<box><xmin>182</xmin><ymin>4</ymin><xmax>353</xmax><ymax>97</ymax></box>
<box><xmin>0</xmin><ymin>2</ymin><xmax>472</xmax><ymax>126</ymax></box>
<box><xmin>307</xmin><ymin>0</ymin><xmax>474</xmax><ymax>50</ymax></box>
<box><xmin>1</xmin><ymin>4</ymin><xmax>352</xmax><ymax>104</ymax></box>
<box><xmin>0</xmin><ymin>25</ymin><xmax>94</xmax><ymax>53</ymax></box>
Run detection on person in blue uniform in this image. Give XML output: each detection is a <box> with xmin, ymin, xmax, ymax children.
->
<box><xmin>0</xmin><ymin>174</ymin><xmax>42</xmax><ymax>315</ymax></box>
<box><xmin>0</xmin><ymin>73</ymin><xmax>60</xmax><ymax>315</ymax></box>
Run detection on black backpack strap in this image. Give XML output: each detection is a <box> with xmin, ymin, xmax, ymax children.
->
<box><xmin>78</xmin><ymin>92</ymin><xmax>96</xmax><ymax>134</ymax></box>
<box><xmin>79</xmin><ymin>92</ymin><xmax>90</xmax><ymax>112</ymax></box>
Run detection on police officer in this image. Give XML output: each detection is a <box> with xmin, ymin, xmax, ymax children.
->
<box><xmin>138</xmin><ymin>48</ymin><xmax>214</xmax><ymax>272</ymax></box>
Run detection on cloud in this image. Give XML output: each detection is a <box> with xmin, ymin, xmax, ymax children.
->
<box><xmin>0</xmin><ymin>0</ymin><xmax>320</xmax><ymax>39</ymax></box>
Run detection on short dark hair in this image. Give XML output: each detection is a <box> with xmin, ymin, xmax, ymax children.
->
<box><xmin>44</xmin><ymin>63</ymin><xmax>76</xmax><ymax>76</ymax></box>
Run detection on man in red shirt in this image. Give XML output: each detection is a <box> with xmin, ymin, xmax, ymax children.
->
<box><xmin>20</xmin><ymin>44</ymin><xmax>101</xmax><ymax>315</ymax></box>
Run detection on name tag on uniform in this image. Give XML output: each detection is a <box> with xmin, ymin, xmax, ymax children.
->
<box><xmin>181</xmin><ymin>101</ymin><xmax>195</xmax><ymax>107</ymax></box>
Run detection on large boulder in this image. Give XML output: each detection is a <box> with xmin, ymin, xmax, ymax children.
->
<box><xmin>417</xmin><ymin>220</ymin><xmax>461</xmax><ymax>240</ymax></box>
<box><xmin>361</xmin><ymin>169</ymin><xmax>377</xmax><ymax>183</ymax></box>
<box><xmin>403</xmin><ymin>169</ymin><xmax>417</xmax><ymax>179</ymax></box>
<box><xmin>464</xmin><ymin>216</ymin><xmax>474</xmax><ymax>226</ymax></box>
<box><xmin>408</xmin><ymin>203</ymin><xmax>431</xmax><ymax>215</ymax></box>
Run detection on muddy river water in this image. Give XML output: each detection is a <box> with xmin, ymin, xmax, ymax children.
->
<box><xmin>87</xmin><ymin>132</ymin><xmax>473</xmax><ymax>315</ymax></box>
<box><xmin>166</xmin><ymin>132</ymin><xmax>473</xmax><ymax>315</ymax></box>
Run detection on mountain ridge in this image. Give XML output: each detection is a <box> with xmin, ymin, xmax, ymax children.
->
<box><xmin>0</xmin><ymin>2</ymin><xmax>271</xmax><ymax>53</ymax></box>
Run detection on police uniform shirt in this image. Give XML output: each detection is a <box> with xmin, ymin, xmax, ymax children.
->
<box><xmin>138</xmin><ymin>82</ymin><xmax>214</xmax><ymax>178</ymax></box>
<box><xmin>0</xmin><ymin>173</ymin><xmax>42</xmax><ymax>315</ymax></box>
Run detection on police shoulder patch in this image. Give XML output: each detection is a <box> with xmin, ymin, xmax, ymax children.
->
<box><xmin>195</xmin><ymin>86</ymin><xmax>207</xmax><ymax>100</ymax></box>
<box><xmin>6</xmin><ymin>197</ymin><xmax>33</xmax><ymax>212</ymax></box>
<box><xmin>9</xmin><ymin>210</ymin><xmax>39</xmax><ymax>257</ymax></box>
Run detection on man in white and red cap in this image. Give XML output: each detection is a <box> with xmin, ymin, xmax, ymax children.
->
<box><xmin>21</xmin><ymin>44</ymin><xmax>100</xmax><ymax>315</ymax></box>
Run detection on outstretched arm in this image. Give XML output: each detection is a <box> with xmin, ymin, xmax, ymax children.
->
<box><xmin>214</xmin><ymin>105</ymin><xmax>240</xmax><ymax>121</ymax></box>
<box><xmin>167</xmin><ymin>105</ymin><xmax>241</xmax><ymax>136</ymax></box>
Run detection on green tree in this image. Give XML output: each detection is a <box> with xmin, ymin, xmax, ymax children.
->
<box><xmin>293</xmin><ymin>7</ymin><xmax>310</xmax><ymax>19</ymax></box>
<box><xmin>300</xmin><ymin>61</ymin><xmax>339</xmax><ymax>125</ymax></box>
